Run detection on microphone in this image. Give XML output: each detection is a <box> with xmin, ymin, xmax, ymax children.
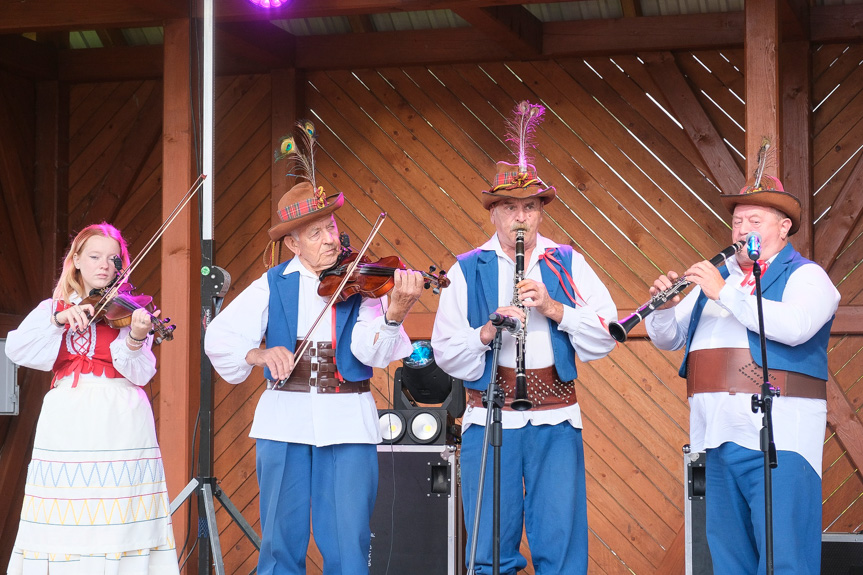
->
<box><xmin>746</xmin><ymin>231</ymin><xmax>762</xmax><ymax>261</ymax></box>
<box><xmin>489</xmin><ymin>312</ymin><xmax>521</xmax><ymax>334</ymax></box>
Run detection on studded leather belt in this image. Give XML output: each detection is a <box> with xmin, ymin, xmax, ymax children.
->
<box><xmin>268</xmin><ymin>341</ymin><xmax>371</xmax><ymax>394</ymax></box>
<box><xmin>467</xmin><ymin>366</ymin><xmax>577</xmax><ymax>411</ymax></box>
<box><xmin>686</xmin><ymin>348</ymin><xmax>826</xmax><ymax>400</ymax></box>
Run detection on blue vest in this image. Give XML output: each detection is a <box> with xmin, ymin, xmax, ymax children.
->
<box><xmin>458</xmin><ymin>246</ymin><xmax>579</xmax><ymax>391</ymax></box>
<box><xmin>264</xmin><ymin>261</ymin><xmax>373</xmax><ymax>382</ymax></box>
<box><xmin>679</xmin><ymin>243</ymin><xmax>833</xmax><ymax>380</ymax></box>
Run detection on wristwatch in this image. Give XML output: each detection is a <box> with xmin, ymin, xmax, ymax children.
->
<box><xmin>384</xmin><ymin>312</ymin><xmax>402</xmax><ymax>327</ymax></box>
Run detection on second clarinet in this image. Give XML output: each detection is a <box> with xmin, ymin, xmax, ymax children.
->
<box><xmin>608</xmin><ymin>239</ymin><xmax>746</xmax><ymax>342</ymax></box>
<box><xmin>510</xmin><ymin>227</ymin><xmax>532</xmax><ymax>411</ymax></box>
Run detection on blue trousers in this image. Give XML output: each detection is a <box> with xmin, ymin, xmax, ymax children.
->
<box><xmin>255</xmin><ymin>439</ymin><xmax>378</xmax><ymax>575</ymax></box>
<box><xmin>705</xmin><ymin>442</ymin><xmax>821</xmax><ymax>575</ymax></box>
<box><xmin>460</xmin><ymin>423</ymin><xmax>588</xmax><ymax>575</ymax></box>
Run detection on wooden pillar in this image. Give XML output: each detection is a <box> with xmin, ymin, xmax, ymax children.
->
<box><xmin>744</xmin><ymin>0</ymin><xmax>781</xmax><ymax>176</ymax></box>
<box><xmin>161</xmin><ymin>18</ymin><xmax>200</xmax><ymax>552</ymax></box>
<box><xmin>781</xmin><ymin>40</ymin><xmax>813</xmax><ymax>257</ymax></box>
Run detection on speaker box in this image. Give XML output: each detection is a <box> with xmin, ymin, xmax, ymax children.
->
<box><xmin>684</xmin><ymin>447</ymin><xmax>863</xmax><ymax>575</ymax></box>
<box><xmin>369</xmin><ymin>444</ymin><xmax>464</xmax><ymax>575</ymax></box>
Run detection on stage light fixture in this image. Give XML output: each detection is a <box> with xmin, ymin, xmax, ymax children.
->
<box><xmin>399</xmin><ymin>340</ymin><xmax>457</xmax><ymax>405</ymax></box>
<box><xmin>246</xmin><ymin>0</ymin><xmax>288</xmax><ymax>7</ymax></box>
<box><xmin>378</xmin><ymin>411</ymin><xmax>406</xmax><ymax>444</ymax></box>
<box><xmin>407</xmin><ymin>411</ymin><xmax>442</xmax><ymax>444</ymax></box>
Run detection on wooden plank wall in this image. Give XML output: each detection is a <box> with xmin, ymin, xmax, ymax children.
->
<box><xmin>2</xmin><ymin>43</ymin><xmax>863</xmax><ymax>574</ymax></box>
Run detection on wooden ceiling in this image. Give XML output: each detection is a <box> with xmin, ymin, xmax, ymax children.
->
<box><xmin>1</xmin><ymin>0</ymin><xmax>862</xmax><ymax>82</ymax></box>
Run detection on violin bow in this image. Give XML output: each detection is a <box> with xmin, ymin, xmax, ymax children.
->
<box><xmin>87</xmin><ymin>174</ymin><xmax>207</xmax><ymax>327</ymax></box>
<box><xmin>275</xmin><ymin>212</ymin><xmax>387</xmax><ymax>389</ymax></box>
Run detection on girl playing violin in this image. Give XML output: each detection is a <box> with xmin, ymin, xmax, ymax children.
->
<box><xmin>4</xmin><ymin>223</ymin><xmax>179</xmax><ymax>574</ymax></box>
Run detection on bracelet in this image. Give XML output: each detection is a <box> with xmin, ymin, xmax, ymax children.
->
<box><xmin>128</xmin><ymin>333</ymin><xmax>148</xmax><ymax>342</ymax></box>
<box><xmin>52</xmin><ymin>310</ymin><xmax>64</xmax><ymax>328</ymax></box>
<box><xmin>126</xmin><ymin>336</ymin><xmax>145</xmax><ymax>349</ymax></box>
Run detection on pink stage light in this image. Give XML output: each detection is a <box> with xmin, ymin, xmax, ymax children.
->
<box><xmin>247</xmin><ymin>0</ymin><xmax>288</xmax><ymax>7</ymax></box>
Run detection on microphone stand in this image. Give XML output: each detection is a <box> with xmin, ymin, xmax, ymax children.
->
<box><xmin>749</xmin><ymin>260</ymin><xmax>778</xmax><ymax>575</ymax></box>
<box><xmin>466</xmin><ymin>322</ymin><xmax>506</xmax><ymax>575</ymax></box>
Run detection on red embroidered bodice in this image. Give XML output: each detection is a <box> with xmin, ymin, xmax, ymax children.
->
<box><xmin>52</xmin><ymin>301</ymin><xmax>121</xmax><ymax>386</ymax></box>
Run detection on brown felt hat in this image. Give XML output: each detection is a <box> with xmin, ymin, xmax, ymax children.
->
<box><xmin>481</xmin><ymin>161</ymin><xmax>556</xmax><ymax>210</ymax></box>
<box><xmin>720</xmin><ymin>174</ymin><xmax>801</xmax><ymax>235</ymax></box>
<box><xmin>267</xmin><ymin>181</ymin><xmax>344</xmax><ymax>241</ymax></box>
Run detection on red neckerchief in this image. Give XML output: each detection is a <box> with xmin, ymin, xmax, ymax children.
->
<box><xmin>739</xmin><ymin>260</ymin><xmax>769</xmax><ymax>294</ymax></box>
<box><xmin>538</xmin><ymin>248</ymin><xmax>609</xmax><ymax>330</ymax></box>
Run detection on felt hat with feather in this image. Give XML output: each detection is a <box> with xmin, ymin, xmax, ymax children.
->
<box><xmin>481</xmin><ymin>101</ymin><xmax>556</xmax><ymax>210</ymax></box>
<box><xmin>268</xmin><ymin>120</ymin><xmax>344</xmax><ymax>241</ymax></box>
<box><xmin>719</xmin><ymin>139</ymin><xmax>801</xmax><ymax>235</ymax></box>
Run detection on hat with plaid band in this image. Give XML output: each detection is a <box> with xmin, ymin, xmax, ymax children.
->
<box><xmin>481</xmin><ymin>101</ymin><xmax>556</xmax><ymax>210</ymax></box>
<box><xmin>268</xmin><ymin>120</ymin><xmax>344</xmax><ymax>241</ymax></box>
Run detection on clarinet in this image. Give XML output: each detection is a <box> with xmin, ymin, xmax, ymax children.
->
<box><xmin>510</xmin><ymin>229</ymin><xmax>532</xmax><ymax>411</ymax></box>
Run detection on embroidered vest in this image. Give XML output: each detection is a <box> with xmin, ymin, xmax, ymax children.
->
<box><xmin>457</xmin><ymin>245</ymin><xmax>579</xmax><ymax>391</ymax></box>
<box><xmin>265</xmin><ymin>261</ymin><xmax>373</xmax><ymax>382</ymax></box>
<box><xmin>52</xmin><ymin>301</ymin><xmax>121</xmax><ymax>387</ymax></box>
<box><xmin>679</xmin><ymin>243</ymin><xmax>833</xmax><ymax>381</ymax></box>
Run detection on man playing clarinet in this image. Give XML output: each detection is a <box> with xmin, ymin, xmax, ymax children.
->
<box><xmin>431</xmin><ymin>101</ymin><xmax>617</xmax><ymax>575</ymax></box>
<box><xmin>645</xmin><ymin>158</ymin><xmax>839</xmax><ymax>575</ymax></box>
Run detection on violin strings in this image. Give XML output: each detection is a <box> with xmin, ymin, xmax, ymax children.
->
<box><xmin>87</xmin><ymin>175</ymin><xmax>206</xmax><ymax>327</ymax></box>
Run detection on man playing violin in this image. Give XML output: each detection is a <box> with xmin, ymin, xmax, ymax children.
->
<box><xmin>204</xmin><ymin>179</ymin><xmax>424</xmax><ymax>575</ymax></box>
<box><xmin>644</xmin><ymin>169</ymin><xmax>839</xmax><ymax>575</ymax></box>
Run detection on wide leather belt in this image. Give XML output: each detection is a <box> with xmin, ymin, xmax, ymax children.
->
<box><xmin>467</xmin><ymin>366</ymin><xmax>577</xmax><ymax>411</ymax></box>
<box><xmin>268</xmin><ymin>341</ymin><xmax>371</xmax><ymax>394</ymax></box>
<box><xmin>686</xmin><ymin>348</ymin><xmax>826</xmax><ymax>400</ymax></box>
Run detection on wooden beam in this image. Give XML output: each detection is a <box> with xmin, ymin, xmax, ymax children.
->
<box><xmin>617</xmin><ymin>305</ymin><xmax>863</xmax><ymax>339</ymax></box>
<box><xmin>217</xmin><ymin>21</ymin><xmax>296</xmax><ymax>70</ymax></box>
<box><xmin>545</xmin><ymin>12</ymin><xmax>743</xmax><ymax>56</ymax></box>
<box><xmin>161</xmin><ymin>17</ymin><xmax>198</xmax><ymax>554</ymax></box>
<box><xmin>452</xmin><ymin>5</ymin><xmax>543</xmax><ymax>58</ymax></box>
<box><xmin>620</xmin><ymin>0</ymin><xmax>642</xmax><ymax>18</ymax></box>
<box><xmin>59</xmin><ymin>45</ymin><xmax>164</xmax><ymax>82</ymax></box>
<box><xmin>814</xmin><ymin>151</ymin><xmax>863</xmax><ymax>273</ymax></box>
<box><xmin>810</xmin><ymin>4</ymin><xmax>863</xmax><ymax>44</ymax></box>
<box><xmin>0</xmin><ymin>0</ymin><xmax>177</xmax><ymax>33</ymax></box>
<box><xmin>744</xmin><ymin>0</ymin><xmax>780</xmax><ymax>180</ymax></box>
<box><xmin>297</xmin><ymin>28</ymin><xmax>511</xmax><ymax>69</ymax></box>
<box><xmin>781</xmin><ymin>40</ymin><xmax>812</xmax><ymax>258</ymax></box>
<box><xmin>215</xmin><ymin>0</ymin><xmax>595</xmax><ymax>22</ymax></box>
<box><xmin>347</xmin><ymin>14</ymin><xmax>376</xmax><ymax>33</ymax></box>
<box><xmin>641</xmin><ymin>51</ymin><xmax>745</xmax><ymax>196</ymax></box>
<box><xmin>779</xmin><ymin>0</ymin><xmax>808</xmax><ymax>42</ymax></box>
<box><xmin>832</xmin><ymin>306</ymin><xmax>863</xmax><ymax>335</ymax></box>
<box><xmin>827</xmin><ymin>372</ymin><xmax>863</xmax><ymax>494</ymax></box>
<box><xmin>72</xmin><ymin>87</ymin><xmax>162</xmax><ymax>230</ymax></box>
<box><xmin>0</xmin><ymin>35</ymin><xmax>57</xmax><ymax>79</ymax></box>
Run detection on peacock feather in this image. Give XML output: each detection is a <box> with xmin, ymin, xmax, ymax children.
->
<box><xmin>274</xmin><ymin>120</ymin><xmax>319</xmax><ymax>190</ymax></box>
<box><xmin>504</xmin><ymin>100</ymin><xmax>546</xmax><ymax>172</ymax></box>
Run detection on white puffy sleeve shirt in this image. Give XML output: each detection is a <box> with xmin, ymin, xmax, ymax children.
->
<box><xmin>204</xmin><ymin>257</ymin><xmax>415</xmax><ymax>447</ymax></box>
<box><xmin>5</xmin><ymin>297</ymin><xmax>157</xmax><ymax>386</ymax></box>
<box><xmin>645</xmin><ymin>254</ymin><xmax>840</xmax><ymax>476</ymax></box>
<box><xmin>432</xmin><ymin>234</ymin><xmax>617</xmax><ymax>431</ymax></box>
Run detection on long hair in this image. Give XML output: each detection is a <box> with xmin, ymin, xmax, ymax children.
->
<box><xmin>52</xmin><ymin>223</ymin><xmax>131</xmax><ymax>303</ymax></box>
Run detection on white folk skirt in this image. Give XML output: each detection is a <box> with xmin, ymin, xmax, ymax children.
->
<box><xmin>6</xmin><ymin>375</ymin><xmax>179</xmax><ymax>575</ymax></box>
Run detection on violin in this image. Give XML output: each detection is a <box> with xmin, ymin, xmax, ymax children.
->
<box><xmin>317</xmin><ymin>247</ymin><xmax>449</xmax><ymax>302</ymax></box>
<box><xmin>81</xmin><ymin>257</ymin><xmax>176</xmax><ymax>344</ymax></box>
<box><xmin>82</xmin><ymin>283</ymin><xmax>175</xmax><ymax>344</ymax></box>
